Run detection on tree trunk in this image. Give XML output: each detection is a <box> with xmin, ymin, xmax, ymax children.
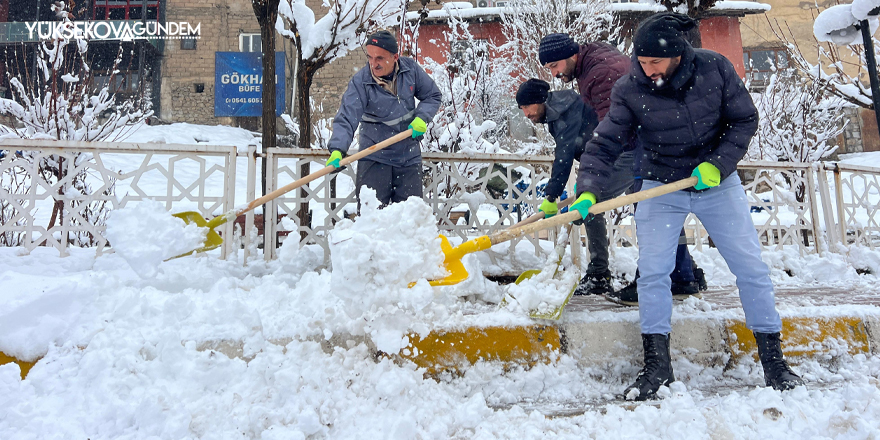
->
<box><xmin>252</xmin><ymin>0</ymin><xmax>280</xmax><ymax>246</ymax></box>
<box><xmin>295</xmin><ymin>64</ymin><xmax>316</xmax><ymax>239</ymax></box>
<box><xmin>295</xmin><ymin>64</ymin><xmax>315</xmax><ymax>150</ymax></box>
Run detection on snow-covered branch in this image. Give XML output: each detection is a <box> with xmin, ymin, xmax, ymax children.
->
<box><xmin>748</xmin><ymin>69</ymin><xmax>848</xmax><ymax>164</ymax></box>
<box><xmin>770</xmin><ymin>13</ymin><xmax>878</xmax><ymax>109</ymax></box>
<box><xmin>499</xmin><ymin>0</ymin><xmax>620</xmax><ymax>83</ymax></box>
<box><xmin>0</xmin><ymin>3</ymin><xmax>150</xmax><ymax>142</ymax></box>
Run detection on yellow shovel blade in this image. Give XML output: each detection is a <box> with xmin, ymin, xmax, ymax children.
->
<box><xmin>169</xmin><ymin>211</ymin><xmax>224</xmax><ymax>259</ymax></box>
<box><xmin>427</xmin><ymin>235</ymin><xmax>471</xmax><ymax>286</ymax></box>
<box><xmin>514</xmin><ymin>269</ymin><xmax>542</xmax><ymax>284</ymax></box>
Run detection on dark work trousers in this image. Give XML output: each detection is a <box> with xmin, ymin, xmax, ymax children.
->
<box><xmin>355</xmin><ymin>160</ymin><xmax>423</xmax><ymax>208</ymax></box>
<box><xmin>584</xmin><ymin>152</ymin><xmax>635</xmax><ymax>276</ymax></box>
<box><xmin>630</xmin><ymin>179</ymin><xmax>696</xmax><ymax>284</ymax></box>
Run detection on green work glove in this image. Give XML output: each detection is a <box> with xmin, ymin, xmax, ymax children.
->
<box><xmin>691</xmin><ymin>162</ymin><xmax>721</xmax><ymax>190</ymax></box>
<box><xmin>326</xmin><ymin>150</ymin><xmax>343</xmax><ymax>168</ymax></box>
<box><xmin>571</xmin><ymin>192</ymin><xmax>597</xmax><ymax>220</ymax></box>
<box><xmin>409</xmin><ymin>116</ymin><xmax>427</xmax><ymax>138</ymax></box>
<box><xmin>539</xmin><ymin>198</ymin><xmax>558</xmax><ymax>217</ymax></box>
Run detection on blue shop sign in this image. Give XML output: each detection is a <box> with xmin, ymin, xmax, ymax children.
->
<box><xmin>215</xmin><ymin>52</ymin><xmax>285</xmax><ymax>117</ymax></box>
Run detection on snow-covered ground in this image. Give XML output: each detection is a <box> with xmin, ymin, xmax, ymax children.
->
<box><xmin>2</xmin><ymin>124</ymin><xmax>880</xmax><ymax>439</ymax></box>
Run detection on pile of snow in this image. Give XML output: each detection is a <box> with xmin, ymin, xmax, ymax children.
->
<box><xmin>3</xmin><ymin>189</ymin><xmax>880</xmax><ymax>437</ymax></box>
<box><xmin>120</xmin><ymin>122</ymin><xmax>260</xmax><ymax>152</ymax></box>
<box><xmin>327</xmin><ymin>189</ymin><xmax>446</xmax><ymax>353</ymax></box>
<box><xmin>502</xmin><ymin>229</ymin><xmax>579</xmax><ymax>315</ymax></box>
<box><xmin>104</xmin><ymin>200</ymin><xmax>208</xmax><ymax>278</ymax></box>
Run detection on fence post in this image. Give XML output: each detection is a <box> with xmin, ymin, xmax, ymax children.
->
<box><xmin>832</xmin><ymin>164</ymin><xmax>848</xmax><ymax>246</ymax></box>
<box><xmin>264</xmin><ymin>148</ymin><xmax>277</xmax><ymax>261</ymax></box>
<box><xmin>805</xmin><ymin>164</ymin><xmax>823</xmax><ymax>254</ymax></box>
<box><xmin>816</xmin><ymin>162</ymin><xmax>840</xmax><ymax>250</ymax></box>
<box><xmin>243</xmin><ymin>146</ymin><xmax>258</xmax><ymax>263</ymax></box>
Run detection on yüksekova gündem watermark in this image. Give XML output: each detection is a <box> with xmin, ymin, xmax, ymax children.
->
<box><xmin>22</xmin><ymin>20</ymin><xmax>201</xmax><ymax>42</ymax></box>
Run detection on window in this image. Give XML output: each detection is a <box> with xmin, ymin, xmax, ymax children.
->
<box><xmin>93</xmin><ymin>0</ymin><xmax>160</xmax><ymax>21</ymax></box>
<box><xmin>240</xmin><ymin>33</ymin><xmax>262</xmax><ymax>53</ymax></box>
<box><xmin>181</xmin><ymin>32</ymin><xmax>197</xmax><ymax>50</ymax></box>
<box><xmin>743</xmin><ymin>48</ymin><xmax>789</xmax><ymax>90</ymax></box>
<box><xmin>94</xmin><ymin>72</ymin><xmax>140</xmax><ymax>94</ymax></box>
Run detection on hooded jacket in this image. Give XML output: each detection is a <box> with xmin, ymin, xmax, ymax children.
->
<box><xmin>542</xmin><ymin>89</ymin><xmax>599</xmax><ymax>200</ymax></box>
<box><xmin>328</xmin><ymin>56</ymin><xmax>442</xmax><ymax>167</ymax></box>
<box><xmin>573</xmin><ymin>42</ymin><xmax>631</xmax><ymax>121</ymax></box>
<box><xmin>576</xmin><ymin>45</ymin><xmax>758</xmax><ymax>196</ymax></box>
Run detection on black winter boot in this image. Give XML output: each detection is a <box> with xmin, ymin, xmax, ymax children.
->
<box><xmin>754</xmin><ymin>332</ymin><xmax>804</xmax><ymax>391</ymax></box>
<box><xmin>693</xmin><ymin>267</ymin><xmax>708</xmax><ymax>291</ymax></box>
<box><xmin>574</xmin><ymin>270</ymin><xmax>613</xmax><ymax>296</ymax></box>
<box><xmin>605</xmin><ymin>281</ymin><xmax>638</xmax><ymax>306</ymax></box>
<box><xmin>623</xmin><ymin>334</ymin><xmax>675</xmax><ymax>401</ymax></box>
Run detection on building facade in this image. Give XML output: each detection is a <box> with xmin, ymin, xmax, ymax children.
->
<box><xmin>740</xmin><ymin>0</ymin><xmax>880</xmax><ymax>152</ymax></box>
<box><xmin>6</xmin><ymin>0</ymin><xmax>870</xmax><ymax>154</ymax></box>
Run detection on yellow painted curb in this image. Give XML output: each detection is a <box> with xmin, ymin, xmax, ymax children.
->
<box><xmin>0</xmin><ymin>351</ymin><xmax>38</xmax><ymax>379</ymax></box>
<box><xmin>397</xmin><ymin>325</ymin><xmax>562</xmax><ymax>376</ymax></box>
<box><xmin>727</xmin><ymin>317</ymin><xmax>870</xmax><ymax>363</ymax></box>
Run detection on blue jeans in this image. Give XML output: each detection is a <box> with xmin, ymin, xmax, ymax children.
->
<box><xmin>634</xmin><ymin>174</ymin><xmax>781</xmax><ymax>334</ymax></box>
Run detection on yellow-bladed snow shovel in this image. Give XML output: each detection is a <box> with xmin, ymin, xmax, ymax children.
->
<box><xmin>171</xmin><ymin>129</ymin><xmax>413</xmax><ymax>258</ymax></box>
<box><xmin>498</xmin><ymin>223</ymin><xmax>575</xmax><ymax>320</ymax></box>
<box><xmin>511</xmin><ymin>196</ymin><xmax>576</xmax><ymax>282</ymax></box>
<box><xmin>425</xmin><ymin>176</ymin><xmax>699</xmax><ymax>287</ymax></box>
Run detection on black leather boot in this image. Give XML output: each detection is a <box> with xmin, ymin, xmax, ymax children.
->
<box><xmin>624</xmin><ymin>333</ymin><xmax>675</xmax><ymax>401</ymax></box>
<box><xmin>754</xmin><ymin>332</ymin><xmax>805</xmax><ymax>391</ymax></box>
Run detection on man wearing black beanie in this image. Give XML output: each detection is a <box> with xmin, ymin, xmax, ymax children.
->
<box><xmin>537</xmin><ymin>33</ymin><xmax>629</xmax><ymax>121</ymax></box>
<box><xmin>538</xmin><ymin>32</ymin><xmax>704</xmax><ymax>300</ymax></box>
<box><xmin>569</xmin><ymin>11</ymin><xmax>804</xmax><ymax>401</ymax></box>
<box><xmin>327</xmin><ymin>30</ymin><xmax>441</xmax><ymax>207</ymax></box>
<box><xmin>516</xmin><ymin>78</ymin><xmax>632</xmax><ymax>218</ymax></box>
<box><xmin>516</xmin><ymin>78</ymin><xmax>635</xmax><ymax>297</ymax></box>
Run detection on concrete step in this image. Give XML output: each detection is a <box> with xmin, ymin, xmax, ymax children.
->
<box><xmin>3</xmin><ymin>287</ymin><xmax>878</xmax><ymax>382</ymax></box>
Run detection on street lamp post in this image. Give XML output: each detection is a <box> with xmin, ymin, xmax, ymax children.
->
<box><xmin>860</xmin><ymin>11</ymin><xmax>880</xmax><ymax>135</ymax></box>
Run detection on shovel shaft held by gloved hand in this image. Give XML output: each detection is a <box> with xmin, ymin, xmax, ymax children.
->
<box><xmin>428</xmin><ymin>176</ymin><xmax>698</xmax><ymax>286</ymax></box>
<box><xmin>512</xmin><ymin>196</ymin><xmax>575</xmax><ymax>229</ymax></box>
<box><xmin>172</xmin><ymin>129</ymin><xmax>413</xmax><ymax>257</ymax></box>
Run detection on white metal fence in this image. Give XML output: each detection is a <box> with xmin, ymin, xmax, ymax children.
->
<box><xmin>2</xmin><ymin>139</ymin><xmax>879</xmax><ymax>274</ymax></box>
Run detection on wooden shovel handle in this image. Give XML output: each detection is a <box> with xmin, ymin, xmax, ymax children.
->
<box><xmin>239</xmin><ymin>129</ymin><xmax>413</xmax><ymax>216</ymax></box>
<box><xmin>490</xmin><ymin>176</ymin><xmax>699</xmax><ymax>245</ymax></box>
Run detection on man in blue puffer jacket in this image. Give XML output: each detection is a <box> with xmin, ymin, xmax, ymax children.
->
<box><xmin>326</xmin><ymin>30</ymin><xmax>442</xmax><ymax>207</ymax></box>
<box><xmin>568</xmin><ymin>12</ymin><xmax>803</xmax><ymax>400</ymax></box>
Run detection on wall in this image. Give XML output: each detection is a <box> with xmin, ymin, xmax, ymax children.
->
<box><xmin>161</xmin><ymin>0</ymin><xmax>293</xmax><ymax>127</ymax></box>
<box><xmin>700</xmin><ymin>16</ymin><xmax>745</xmax><ymax>78</ymax></box>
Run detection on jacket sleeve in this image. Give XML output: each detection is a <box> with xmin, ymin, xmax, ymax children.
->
<box><xmin>327</xmin><ymin>77</ymin><xmax>365</xmax><ymax>154</ymax></box>
<box><xmin>583</xmin><ymin>63</ymin><xmax>625</xmax><ymax>121</ymax></box>
<box><xmin>576</xmin><ymin>83</ymin><xmax>635</xmax><ymax>196</ymax></box>
<box><xmin>705</xmin><ymin>56</ymin><xmax>758</xmax><ymax>179</ymax></box>
<box><xmin>545</xmin><ymin>105</ymin><xmax>598</xmax><ymax>200</ymax></box>
<box><xmin>412</xmin><ymin>63</ymin><xmax>442</xmax><ymax>122</ymax></box>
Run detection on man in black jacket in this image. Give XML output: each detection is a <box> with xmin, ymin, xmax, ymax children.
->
<box><xmin>568</xmin><ymin>12</ymin><xmax>803</xmax><ymax>400</ymax></box>
<box><xmin>516</xmin><ymin>79</ymin><xmax>633</xmax><ymax>293</ymax></box>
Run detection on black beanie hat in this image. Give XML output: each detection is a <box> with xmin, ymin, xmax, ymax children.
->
<box><xmin>516</xmin><ymin>79</ymin><xmax>550</xmax><ymax>106</ymax></box>
<box><xmin>366</xmin><ymin>30</ymin><xmax>398</xmax><ymax>54</ymax></box>
<box><xmin>538</xmin><ymin>33</ymin><xmax>579</xmax><ymax>65</ymax></box>
<box><xmin>633</xmin><ymin>12</ymin><xmax>696</xmax><ymax>58</ymax></box>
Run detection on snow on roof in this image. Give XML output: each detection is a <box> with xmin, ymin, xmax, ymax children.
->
<box><xmin>609</xmin><ymin>1</ymin><xmax>769</xmax><ymax>14</ymax></box>
<box><xmin>406</xmin><ymin>1</ymin><xmax>770</xmax><ymax>21</ymax></box>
